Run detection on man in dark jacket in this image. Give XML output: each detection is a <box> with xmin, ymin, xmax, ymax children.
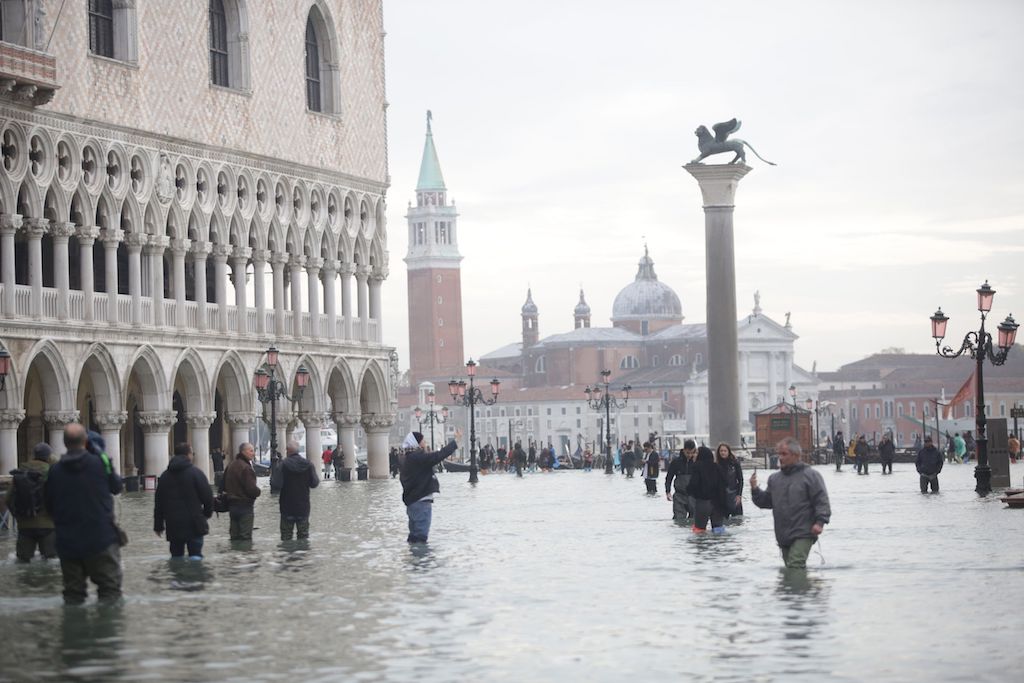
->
<box><xmin>5</xmin><ymin>442</ymin><xmax>57</xmax><ymax>562</ymax></box>
<box><xmin>687</xmin><ymin>446</ymin><xmax>728</xmax><ymax>533</ymax></box>
<box><xmin>642</xmin><ymin>442</ymin><xmax>659</xmax><ymax>494</ymax></box>
<box><xmin>400</xmin><ymin>430</ymin><xmax>461</xmax><ymax>543</ymax></box>
<box><xmin>44</xmin><ymin>424</ymin><xmax>124</xmax><ymax>604</ymax></box>
<box><xmin>224</xmin><ymin>442</ymin><xmax>261</xmax><ymax>541</ymax></box>
<box><xmin>854</xmin><ymin>434</ymin><xmax>870</xmax><ymax>475</ymax></box>
<box><xmin>665</xmin><ymin>440</ymin><xmax>697</xmax><ymax>522</ymax></box>
<box><xmin>751</xmin><ymin>437</ymin><xmax>831</xmax><ymax>569</ymax></box>
<box><xmin>154</xmin><ymin>442</ymin><xmax>214</xmax><ymax>559</ymax></box>
<box><xmin>512</xmin><ymin>442</ymin><xmax>527</xmax><ymax>478</ymax></box>
<box><xmin>915</xmin><ymin>435</ymin><xmax>943</xmax><ymax>493</ymax></box>
<box><xmin>279</xmin><ymin>440</ymin><xmax>320</xmax><ymax>540</ymax></box>
<box><xmin>833</xmin><ymin>431</ymin><xmax>845</xmax><ymax>471</ymax></box>
<box><xmin>878</xmin><ymin>434</ymin><xmax>896</xmax><ymax>475</ymax></box>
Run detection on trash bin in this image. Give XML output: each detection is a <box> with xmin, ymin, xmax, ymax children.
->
<box><xmin>122</xmin><ymin>475</ymin><xmax>140</xmax><ymax>492</ymax></box>
<box><xmin>338</xmin><ymin>467</ymin><xmax>351</xmax><ymax>482</ymax></box>
<box><xmin>356</xmin><ymin>464</ymin><xmax>368</xmax><ymax>481</ymax></box>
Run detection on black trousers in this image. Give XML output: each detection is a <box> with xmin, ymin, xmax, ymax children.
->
<box><xmin>644</xmin><ymin>478</ymin><xmax>657</xmax><ymax>494</ymax></box>
<box><xmin>693</xmin><ymin>499</ymin><xmax>724</xmax><ymax>530</ymax></box>
<box><xmin>920</xmin><ymin>474</ymin><xmax>939</xmax><ymax>493</ymax></box>
<box><xmin>881</xmin><ymin>460</ymin><xmax>893</xmax><ymax>474</ymax></box>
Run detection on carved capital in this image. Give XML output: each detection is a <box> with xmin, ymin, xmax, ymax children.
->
<box><xmin>288</xmin><ymin>254</ymin><xmax>307</xmax><ymax>269</ymax></box>
<box><xmin>94</xmin><ymin>411</ymin><xmax>129</xmax><ymax>430</ymax></box>
<box><xmin>0</xmin><ymin>213</ymin><xmax>23</xmax><ymax>233</ymax></box>
<box><xmin>50</xmin><ymin>221</ymin><xmax>77</xmax><ymax>242</ymax></box>
<box><xmin>169</xmin><ymin>238</ymin><xmax>191</xmax><ymax>256</ymax></box>
<box><xmin>185</xmin><ymin>412</ymin><xmax>216</xmax><ymax>429</ymax></box>
<box><xmin>23</xmin><ymin>218</ymin><xmax>49</xmax><ymax>239</ymax></box>
<box><xmin>339</xmin><ymin>262</ymin><xmax>356</xmax><ymax>277</ymax></box>
<box><xmin>370</xmin><ymin>269</ymin><xmax>388</xmax><ymax>282</ymax></box>
<box><xmin>231</xmin><ymin>246</ymin><xmax>253</xmax><ymax>263</ymax></box>
<box><xmin>360</xmin><ymin>413</ymin><xmax>395</xmax><ymax>431</ymax></box>
<box><xmin>269</xmin><ymin>252</ymin><xmax>289</xmax><ymax>266</ymax></box>
<box><xmin>300</xmin><ymin>412</ymin><xmax>328</xmax><ymax>428</ymax></box>
<box><xmin>144</xmin><ymin>235</ymin><xmax>169</xmax><ymax>254</ymax></box>
<box><xmin>137</xmin><ymin>410</ymin><xmax>176</xmax><ymax>433</ymax></box>
<box><xmin>76</xmin><ymin>225</ymin><xmax>101</xmax><ymax>245</ymax></box>
<box><xmin>101</xmin><ymin>228</ymin><xmax>124</xmax><ymax>246</ymax></box>
<box><xmin>0</xmin><ymin>409</ymin><xmax>26</xmax><ymax>429</ymax></box>
<box><xmin>355</xmin><ymin>265</ymin><xmax>371</xmax><ymax>280</ymax></box>
<box><xmin>320</xmin><ymin>258</ymin><xmax>339</xmax><ymax>275</ymax></box>
<box><xmin>333</xmin><ymin>413</ymin><xmax>360</xmax><ymax>428</ymax></box>
<box><xmin>250</xmin><ymin>248</ymin><xmax>271</xmax><ymax>264</ymax></box>
<box><xmin>225</xmin><ymin>412</ymin><xmax>257</xmax><ymax>427</ymax></box>
<box><xmin>210</xmin><ymin>243</ymin><xmax>232</xmax><ymax>261</ymax></box>
<box><xmin>124</xmin><ymin>232</ymin><xmax>148</xmax><ymax>250</ymax></box>
<box><xmin>190</xmin><ymin>240</ymin><xmax>212</xmax><ymax>258</ymax></box>
<box><xmin>43</xmin><ymin>410</ymin><xmax>80</xmax><ymax>429</ymax></box>
<box><xmin>305</xmin><ymin>257</ymin><xmax>324</xmax><ymax>272</ymax></box>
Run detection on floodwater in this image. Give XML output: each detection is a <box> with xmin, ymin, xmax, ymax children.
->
<box><xmin>1</xmin><ymin>462</ymin><xmax>1022</xmax><ymax>682</ymax></box>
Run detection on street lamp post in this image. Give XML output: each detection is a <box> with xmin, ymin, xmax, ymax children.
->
<box><xmin>584</xmin><ymin>370</ymin><xmax>631</xmax><ymax>475</ymax></box>
<box><xmin>930</xmin><ymin>280</ymin><xmax>1018</xmax><ymax>495</ymax></box>
<box><xmin>418</xmin><ymin>390</ymin><xmax>449</xmax><ymax>451</ymax></box>
<box><xmin>448</xmin><ymin>359</ymin><xmax>500</xmax><ymax>484</ymax></box>
<box><xmin>253</xmin><ymin>346</ymin><xmax>309</xmax><ymax>465</ymax></box>
<box><xmin>789</xmin><ymin>384</ymin><xmax>799</xmax><ymax>443</ymax></box>
<box><xmin>805</xmin><ymin>398</ymin><xmax>816</xmax><ymax>448</ymax></box>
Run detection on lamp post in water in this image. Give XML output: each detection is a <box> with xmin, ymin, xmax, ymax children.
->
<box><xmin>254</xmin><ymin>346</ymin><xmax>309</xmax><ymax>471</ymax></box>
<box><xmin>414</xmin><ymin>390</ymin><xmax>449</xmax><ymax>451</ymax></box>
<box><xmin>930</xmin><ymin>281</ymin><xmax>1018</xmax><ymax>494</ymax></box>
<box><xmin>585</xmin><ymin>370</ymin><xmax>631</xmax><ymax>474</ymax></box>
<box><xmin>448</xmin><ymin>359</ymin><xmax>500</xmax><ymax>484</ymax></box>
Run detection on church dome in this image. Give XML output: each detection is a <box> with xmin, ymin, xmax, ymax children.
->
<box><xmin>611</xmin><ymin>247</ymin><xmax>682</xmax><ymax>322</ymax></box>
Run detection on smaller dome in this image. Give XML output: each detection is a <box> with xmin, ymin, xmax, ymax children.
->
<box><xmin>574</xmin><ymin>289</ymin><xmax>591</xmax><ymax>316</ymax></box>
<box><xmin>521</xmin><ymin>288</ymin><xmax>538</xmax><ymax>316</ymax></box>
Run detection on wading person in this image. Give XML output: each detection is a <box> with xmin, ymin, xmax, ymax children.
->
<box><xmin>665</xmin><ymin>440</ymin><xmax>697</xmax><ymax>523</ymax></box>
<box><xmin>513</xmin><ymin>441</ymin><xmax>527</xmax><ymax>478</ymax></box>
<box><xmin>279</xmin><ymin>440</ymin><xmax>320</xmax><ymax>540</ymax></box>
<box><xmin>44</xmin><ymin>424</ymin><xmax>124</xmax><ymax>604</ymax></box>
<box><xmin>915</xmin><ymin>435</ymin><xmax>943</xmax><ymax>493</ymax></box>
<box><xmin>5</xmin><ymin>443</ymin><xmax>57</xmax><ymax>562</ymax></box>
<box><xmin>716</xmin><ymin>443</ymin><xmax>744</xmax><ymax>517</ymax></box>
<box><xmin>400</xmin><ymin>429</ymin><xmax>461</xmax><ymax>544</ymax></box>
<box><xmin>878</xmin><ymin>433</ymin><xmax>895</xmax><ymax>475</ymax></box>
<box><xmin>224</xmin><ymin>442</ymin><xmax>261</xmax><ymax>542</ymax></box>
<box><xmin>153</xmin><ymin>443</ymin><xmax>214</xmax><ymax>559</ymax></box>
<box><xmin>642</xmin><ymin>442</ymin><xmax>659</xmax><ymax>495</ymax></box>
<box><xmin>855</xmin><ymin>434</ymin><xmax>870</xmax><ymax>475</ymax></box>
<box><xmin>832</xmin><ymin>431</ymin><xmax>845</xmax><ymax>471</ymax></box>
<box><xmin>750</xmin><ymin>437</ymin><xmax>831</xmax><ymax>569</ymax></box>
<box><xmin>687</xmin><ymin>446</ymin><xmax>728</xmax><ymax>534</ymax></box>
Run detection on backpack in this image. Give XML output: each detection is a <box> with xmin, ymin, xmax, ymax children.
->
<box><xmin>9</xmin><ymin>468</ymin><xmax>46</xmax><ymax>518</ymax></box>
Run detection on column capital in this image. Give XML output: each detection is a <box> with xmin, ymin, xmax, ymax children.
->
<box><xmin>369</xmin><ymin>269</ymin><xmax>387</xmax><ymax>282</ymax></box>
<box><xmin>683</xmin><ymin>162</ymin><xmax>752</xmax><ymax>208</ymax></box>
<box><xmin>210</xmin><ymin>243</ymin><xmax>232</xmax><ymax>261</ymax></box>
<box><xmin>231</xmin><ymin>246</ymin><xmax>253</xmax><ymax>263</ymax></box>
<box><xmin>339</xmin><ymin>262</ymin><xmax>356</xmax><ymax>277</ymax></box>
<box><xmin>225</xmin><ymin>411</ymin><xmax>257</xmax><ymax>427</ymax></box>
<box><xmin>250</xmin><ymin>248</ymin><xmax>271</xmax><ymax>263</ymax></box>
<box><xmin>361</xmin><ymin>414</ymin><xmax>395</xmax><ymax>431</ymax></box>
<box><xmin>274</xmin><ymin>412</ymin><xmax>295</xmax><ymax>430</ymax></box>
<box><xmin>355</xmin><ymin>264</ymin><xmax>371</xmax><ymax>280</ymax></box>
<box><xmin>101</xmin><ymin>228</ymin><xmax>124</xmax><ymax>245</ymax></box>
<box><xmin>185</xmin><ymin>412</ymin><xmax>217</xmax><ymax>429</ymax></box>
<box><xmin>23</xmin><ymin>217</ymin><xmax>49</xmax><ymax>238</ymax></box>
<box><xmin>169</xmin><ymin>238</ymin><xmax>191</xmax><ymax>256</ymax></box>
<box><xmin>269</xmin><ymin>252</ymin><xmax>289</xmax><ymax>266</ymax></box>
<box><xmin>50</xmin><ymin>221</ymin><xmax>77</xmax><ymax>242</ymax></box>
<box><xmin>0</xmin><ymin>409</ymin><xmax>26</xmax><ymax>429</ymax></box>
<box><xmin>94</xmin><ymin>411</ymin><xmax>129</xmax><ymax>430</ymax></box>
<box><xmin>124</xmin><ymin>231</ymin><xmax>148</xmax><ymax>251</ymax></box>
<box><xmin>334</xmin><ymin>413</ymin><xmax>360</xmax><ymax>427</ymax></box>
<box><xmin>305</xmin><ymin>257</ymin><xmax>324</xmax><ymax>272</ymax></box>
<box><xmin>144</xmin><ymin>235</ymin><xmax>170</xmax><ymax>254</ymax></box>
<box><xmin>288</xmin><ymin>254</ymin><xmax>307</xmax><ymax>269</ymax></box>
<box><xmin>0</xmin><ymin>213</ymin><xmax>23</xmax><ymax>233</ymax></box>
<box><xmin>300</xmin><ymin>412</ymin><xmax>329</xmax><ymax>428</ymax></box>
<box><xmin>43</xmin><ymin>410</ymin><xmax>81</xmax><ymax>428</ymax></box>
<box><xmin>190</xmin><ymin>240</ymin><xmax>212</xmax><ymax>258</ymax></box>
<box><xmin>321</xmin><ymin>258</ymin><xmax>339</xmax><ymax>274</ymax></box>
<box><xmin>76</xmin><ymin>225</ymin><xmax>101</xmax><ymax>245</ymax></box>
<box><xmin>137</xmin><ymin>410</ymin><xmax>176</xmax><ymax>433</ymax></box>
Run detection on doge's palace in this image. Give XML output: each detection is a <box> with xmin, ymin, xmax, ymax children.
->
<box><xmin>0</xmin><ymin>0</ymin><xmax>396</xmax><ymax>481</ymax></box>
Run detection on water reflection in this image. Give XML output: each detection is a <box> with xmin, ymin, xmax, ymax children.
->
<box><xmin>60</xmin><ymin>603</ymin><xmax>126</xmax><ymax>680</ymax></box>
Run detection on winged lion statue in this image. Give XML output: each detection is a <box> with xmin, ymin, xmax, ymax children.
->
<box><xmin>691</xmin><ymin>119</ymin><xmax>776</xmax><ymax>166</ymax></box>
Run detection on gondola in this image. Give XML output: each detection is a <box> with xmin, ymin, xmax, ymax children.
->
<box><xmin>442</xmin><ymin>460</ymin><xmax>473</xmax><ymax>473</ymax></box>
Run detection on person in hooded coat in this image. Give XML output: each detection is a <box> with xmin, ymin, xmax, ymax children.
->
<box><xmin>154</xmin><ymin>442</ymin><xmax>214</xmax><ymax>559</ymax></box>
<box><xmin>279</xmin><ymin>440</ymin><xmax>320</xmax><ymax>540</ymax></box>
<box><xmin>400</xmin><ymin>430</ymin><xmax>461</xmax><ymax>543</ymax></box>
<box><xmin>715</xmin><ymin>442</ymin><xmax>744</xmax><ymax>517</ymax></box>
<box><xmin>915</xmin><ymin>435</ymin><xmax>944</xmax><ymax>493</ymax></box>
<box><xmin>686</xmin><ymin>445</ymin><xmax>728</xmax><ymax>533</ymax></box>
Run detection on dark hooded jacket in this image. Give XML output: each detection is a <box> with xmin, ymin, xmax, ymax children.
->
<box><xmin>878</xmin><ymin>439</ymin><xmax>896</xmax><ymax>463</ymax></box>
<box><xmin>664</xmin><ymin>452</ymin><xmax>695</xmax><ymax>493</ymax></box>
<box><xmin>686</xmin><ymin>447</ymin><xmax>727</xmax><ymax>511</ymax></box>
<box><xmin>279</xmin><ymin>453</ymin><xmax>320</xmax><ymax>518</ymax></box>
<box><xmin>154</xmin><ymin>455</ymin><xmax>214</xmax><ymax>542</ymax></box>
<box><xmin>401</xmin><ymin>440</ymin><xmax>458</xmax><ymax>506</ymax></box>
<box><xmin>44</xmin><ymin>448</ymin><xmax>123</xmax><ymax>560</ymax></box>
<box><xmin>915</xmin><ymin>444</ymin><xmax>944</xmax><ymax>476</ymax></box>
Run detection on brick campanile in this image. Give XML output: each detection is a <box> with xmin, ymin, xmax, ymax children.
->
<box><xmin>405</xmin><ymin>112</ymin><xmax>465</xmax><ymax>384</ymax></box>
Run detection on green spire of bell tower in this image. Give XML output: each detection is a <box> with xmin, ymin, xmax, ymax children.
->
<box><xmin>416</xmin><ymin>110</ymin><xmax>447</xmax><ymax>191</ymax></box>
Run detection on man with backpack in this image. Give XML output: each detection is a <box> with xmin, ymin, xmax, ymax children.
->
<box><xmin>154</xmin><ymin>442</ymin><xmax>214</xmax><ymax>559</ymax></box>
<box><xmin>4</xmin><ymin>443</ymin><xmax>57</xmax><ymax>562</ymax></box>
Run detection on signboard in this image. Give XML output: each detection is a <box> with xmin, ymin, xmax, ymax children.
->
<box><xmin>770</xmin><ymin>416</ymin><xmax>792</xmax><ymax>430</ymax></box>
<box><xmin>1010</xmin><ymin>407</ymin><xmax>1024</xmax><ymax>419</ymax></box>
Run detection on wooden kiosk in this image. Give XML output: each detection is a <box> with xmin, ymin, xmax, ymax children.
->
<box><xmin>755</xmin><ymin>402</ymin><xmax>813</xmax><ymax>460</ymax></box>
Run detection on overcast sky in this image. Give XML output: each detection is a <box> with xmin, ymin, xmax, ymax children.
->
<box><xmin>378</xmin><ymin>0</ymin><xmax>1024</xmax><ymax>373</ymax></box>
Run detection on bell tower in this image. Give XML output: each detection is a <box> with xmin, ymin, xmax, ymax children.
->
<box><xmin>405</xmin><ymin>111</ymin><xmax>464</xmax><ymax>384</ymax></box>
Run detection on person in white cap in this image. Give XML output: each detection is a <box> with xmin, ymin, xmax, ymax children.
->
<box><xmin>399</xmin><ymin>429</ymin><xmax>461</xmax><ymax>543</ymax></box>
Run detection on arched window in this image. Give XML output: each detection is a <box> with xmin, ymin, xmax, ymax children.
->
<box><xmin>87</xmin><ymin>0</ymin><xmax>137</xmax><ymax>62</ymax></box>
<box><xmin>535</xmin><ymin>356</ymin><xmax>546</xmax><ymax>373</ymax></box>
<box><xmin>0</xmin><ymin>0</ymin><xmax>31</xmax><ymax>46</ymax></box>
<box><xmin>304</xmin><ymin>4</ymin><xmax>341</xmax><ymax>114</ymax></box>
<box><xmin>651</xmin><ymin>355</ymin><xmax>660</xmax><ymax>367</ymax></box>
<box><xmin>669</xmin><ymin>354</ymin><xmax>683</xmax><ymax>366</ymax></box>
<box><xmin>209</xmin><ymin>0</ymin><xmax>229</xmax><ymax>86</ymax></box>
<box><xmin>619</xmin><ymin>356</ymin><xmax>638</xmax><ymax>370</ymax></box>
<box><xmin>304</xmin><ymin>16</ymin><xmax>321</xmax><ymax>111</ymax></box>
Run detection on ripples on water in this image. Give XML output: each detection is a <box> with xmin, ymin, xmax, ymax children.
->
<box><xmin>1</xmin><ymin>463</ymin><xmax>1022</xmax><ymax>682</ymax></box>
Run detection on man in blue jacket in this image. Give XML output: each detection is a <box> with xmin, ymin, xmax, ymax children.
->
<box><xmin>400</xmin><ymin>429</ymin><xmax>461</xmax><ymax>543</ymax></box>
<box><xmin>44</xmin><ymin>424</ymin><xmax>124</xmax><ymax>604</ymax></box>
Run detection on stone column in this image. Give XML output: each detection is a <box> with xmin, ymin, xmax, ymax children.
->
<box><xmin>170</xmin><ymin>238</ymin><xmax>190</xmax><ymax>329</ymax></box>
<box><xmin>44</xmin><ymin>410</ymin><xmax>80</xmax><ymax>457</ymax></box>
<box><xmin>783</xmin><ymin>351</ymin><xmax>794</xmax><ymax>396</ymax></box>
<box><xmin>306</xmin><ymin>257</ymin><xmax>322</xmax><ymax>340</ymax></box>
<box><xmin>0</xmin><ymin>410</ymin><xmax>26</xmax><ymax>473</ymax></box>
<box><xmin>336</xmin><ymin>413</ymin><xmax>358</xmax><ymax>477</ymax></box>
<box><xmin>355</xmin><ymin>265</ymin><xmax>370</xmax><ymax>341</ymax></box>
<box><xmin>226</xmin><ymin>412</ymin><xmax>256</xmax><ymax>458</ymax></box>
<box><xmin>684</xmin><ymin>162</ymin><xmax>751</xmax><ymax>448</ymax></box>
<box><xmin>191</xmin><ymin>241</ymin><xmax>211</xmax><ymax>331</ymax></box>
<box><xmin>186</xmin><ymin>412</ymin><xmax>216</xmax><ymax>478</ymax></box>
<box><xmin>146</xmin><ymin>235</ymin><xmax>169</xmax><ymax>327</ymax></box>
<box><xmin>362</xmin><ymin>414</ymin><xmax>394</xmax><ymax>479</ymax></box>
<box><xmin>211</xmin><ymin>243</ymin><xmax>231</xmax><ymax>334</ymax></box>
<box><xmin>137</xmin><ymin>410</ymin><xmax>175</xmax><ymax>477</ymax></box>
<box><xmin>94</xmin><ymin>411</ymin><xmax>128</xmax><ymax>474</ymax></box>
<box><xmin>51</xmin><ymin>221</ymin><xmax>76</xmax><ymax>321</ymax></box>
<box><xmin>301</xmin><ymin>412</ymin><xmax>326</xmax><ymax>464</ymax></box>
<box><xmin>289</xmin><ymin>255</ymin><xmax>305</xmax><ymax>337</ymax></box>
<box><xmin>0</xmin><ymin>214</ymin><xmax>21</xmax><ymax>318</ymax></box>
<box><xmin>322</xmin><ymin>259</ymin><xmax>338</xmax><ymax>340</ymax></box>
<box><xmin>251</xmin><ymin>249</ymin><xmax>268</xmax><ymax>336</ymax></box>
<box><xmin>767</xmin><ymin>351</ymin><xmax>778</xmax><ymax>405</ymax></box>
<box><xmin>231</xmin><ymin>247</ymin><xmax>251</xmax><ymax>335</ymax></box>
<box><xmin>271</xmin><ymin>253</ymin><xmax>287</xmax><ymax>337</ymax></box>
<box><xmin>77</xmin><ymin>226</ymin><xmax>100</xmax><ymax>322</ymax></box>
<box><xmin>274</xmin><ymin>410</ymin><xmax>292</xmax><ymax>459</ymax></box>
<box><xmin>739</xmin><ymin>351</ymin><xmax>750</xmax><ymax>426</ymax></box>
<box><xmin>368</xmin><ymin>271</ymin><xmax>384</xmax><ymax>342</ymax></box>
<box><xmin>24</xmin><ymin>218</ymin><xmax>48</xmax><ymax>320</ymax></box>
<box><xmin>102</xmin><ymin>229</ymin><xmax>123</xmax><ymax>325</ymax></box>
<box><xmin>125</xmin><ymin>232</ymin><xmax>147</xmax><ymax>327</ymax></box>
<box><xmin>340</xmin><ymin>263</ymin><xmax>354</xmax><ymax>339</ymax></box>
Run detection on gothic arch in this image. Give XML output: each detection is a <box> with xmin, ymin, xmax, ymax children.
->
<box><xmin>0</xmin><ymin>171</ymin><xmax>14</xmax><ymax>214</ymax></box>
<box><xmin>326</xmin><ymin>359</ymin><xmax>357</xmax><ymax>416</ymax></box>
<box><xmin>123</xmin><ymin>345</ymin><xmax>170</xmax><ymax>411</ymax></box>
<box><xmin>94</xmin><ymin>189</ymin><xmax>116</xmax><ymax>231</ymax></box>
<box><xmin>304</xmin><ymin>1</ymin><xmax>342</xmax><ymax>114</ymax></box>
<box><xmin>16</xmin><ymin>179</ymin><xmax>41</xmax><ymax>218</ymax></box>
<box><xmin>358</xmin><ymin>361</ymin><xmax>389</xmax><ymax>416</ymax></box>
<box><xmin>319</xmin><ymin>229</ymin><xmax>335</xmax><ymax>261</ymax></box>
<box><xmin>165</xmin><ymin>201</ymin><xmax>185</xmax><ymax>240</ymax></box>
<box><xmin>170</xmin><ymin>348</ymin><xmax>211</xmax><ymax>415</ymax></box>
<box><xmin>0</xmin><ymin>338</ymin><xmax>21</xmax><ymax>411</ymax></box>
<box><xmin>119</xmin><ymin>195</ymin><xmax>141</xmax><ymax>234</ymax></box>
<box><xmin>247</xmin><ymin>215</ymin><xmax>266</xmax><ymax>251</ymax></box>
<box><xmin>43</xmin><ymin>183</ymin><xmax>69</xmax><ymax>223</ymax></box>
<box><xmin>74</xmin><ymin>343</ymin><xmax>123</xmax><ymax>414</ymax></box>
<box><xmin>70</xmin><ymin>184</ymin><xmax>94</xmax><ymax>226</ymax></box>
<box><xmin>211</xmin><ymin>349</ymin><xmax>250</xmax><ymax>414</ymax></box>
<box><xmin>22</xmin><ymin>339</ymin><xmax>75</xmax><ymax>411</ymax></box>
<box><xmin>228</xmin><ymin>212</ymin><xmax>246</xmax><ymax>248</ymax></box>
<box><xmin>187</xmin><ymin>204</ymin><xmax>209</xmax><ymax>242</ymax></box>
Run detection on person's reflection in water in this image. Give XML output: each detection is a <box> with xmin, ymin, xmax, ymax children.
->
<box><xmin>407</xmin><ymin>542</ymin><xmax>438</xmax><ymax>571</ymax></box>
<box><xmin>166</xmin><ymin>557</ymin><xmax>214</xmax><ymax>592</ymax></box>
<box><xmin>773</xmin><ymin>568</ymin><xmax>832</xmax><ymax>671</ymax></box>
<box><xmin>276</xmin><ymin>539</ymin><xmax>313</xmax><ymax>572</ymax></box>
<box><xmin>59</xmin><ymin>603</ymin><xmax>126</xmax><ymax>679</ymax></box>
